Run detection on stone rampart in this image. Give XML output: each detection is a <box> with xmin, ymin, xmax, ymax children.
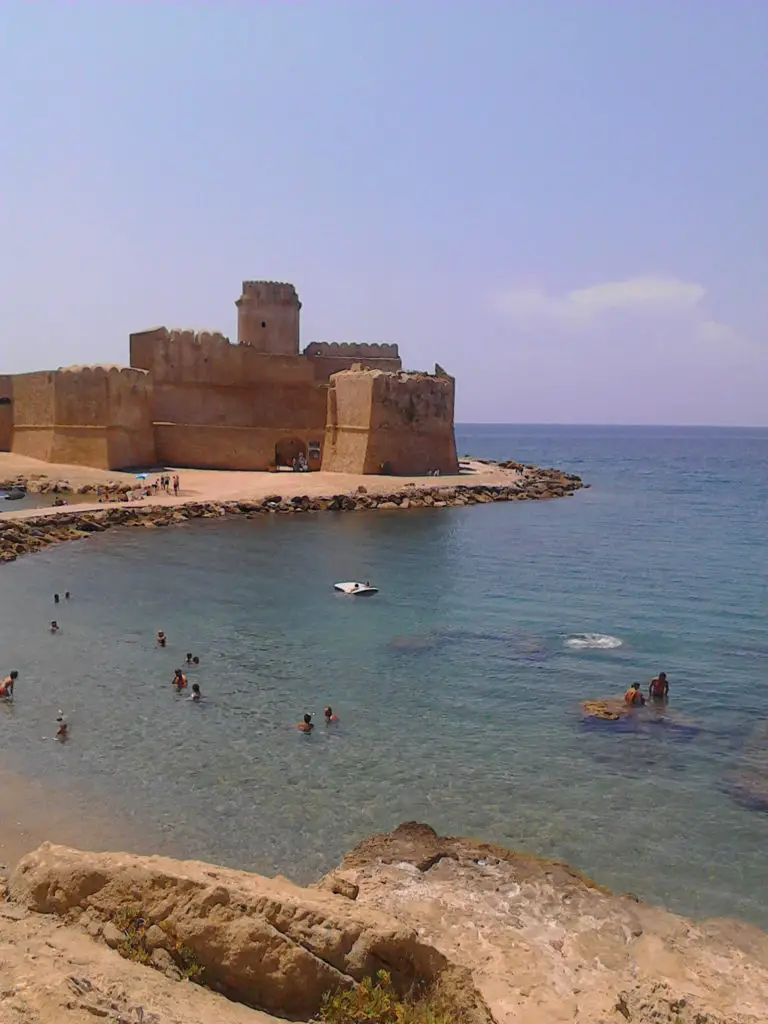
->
<box><xmin>0</xmin><ymin>375</ymin><xmax>13</xmax><ymax>452</ymax></box>
<box><xmin>129</xmin><ymin>326</ymin><xmax>327</xmax><ymax>468</ymax></box>
<box><xmin>12</xmin><ymin>366</ymin><xmax>155</xmax><ymax>470</ymax></box>
<box><xmin>304</xmin><ymin>341</ymin><xmax>399</xmax><ymax>358</ymax></box>
<box><xmin>303</xmin><ymin>340</ymin><xmax>402</xmax><ymax>380</ymax></box>
<box><xmin>322</xmin><ymin>367</ymin><xmax>459</xmax><ymax>475</ymax></box>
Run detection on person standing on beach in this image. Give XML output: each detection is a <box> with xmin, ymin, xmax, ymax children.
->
<box><xmin>173</xmin><ymin>474</ymin><xmax>180</xmax><ymax>496</ymax></box>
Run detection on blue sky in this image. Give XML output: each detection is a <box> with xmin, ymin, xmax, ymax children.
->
<box><xmin>1</xmin><ymin>1</ymin><xmax>765</xmax><ymax>424</ymax></box>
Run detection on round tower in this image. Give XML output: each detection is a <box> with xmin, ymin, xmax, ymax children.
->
<box><xmin>235</xmin><ymin>281</ymin><xmax>301</xmax><ymax>355</ymax></box>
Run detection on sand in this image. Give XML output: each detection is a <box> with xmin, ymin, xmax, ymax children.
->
<box><xmin>0</xmin><ymin>451</ymin><xmax>523</xmax><ymax>522</ymax></box>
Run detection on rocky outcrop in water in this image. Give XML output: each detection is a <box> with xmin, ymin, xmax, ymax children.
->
<box><xmin>0</xmin><ymin>466</ymin><xmax>584</xmax><ymax>564</ymax></box>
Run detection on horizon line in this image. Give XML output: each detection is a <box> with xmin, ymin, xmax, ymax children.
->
<box><xmin>455</xmin><ymin>422</ymin><xmax>768</xmax><ymax>430</ymax></box>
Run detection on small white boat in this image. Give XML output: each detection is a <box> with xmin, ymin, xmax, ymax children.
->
<box><xmin>334</xmin><ymin>581</ymin><xmax>379</xmax><ymax>595</ymax></box>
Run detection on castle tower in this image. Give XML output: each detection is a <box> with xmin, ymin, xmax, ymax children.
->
<box><xmin>235</xmin><ymin>281</ymin><xmax>301</xmax><ymax>355</ymax></box>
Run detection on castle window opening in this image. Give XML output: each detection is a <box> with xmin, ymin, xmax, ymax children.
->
<box><xmin>261</xmin><ymin>321</ymin><xmax>267</xmax><ymax>328</ymax></box>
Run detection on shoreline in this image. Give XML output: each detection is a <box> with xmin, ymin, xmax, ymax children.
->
<box><xmin>0</xmin><ymin>457</ymin><xmax>585</xmax><ymax>563</ymax></box>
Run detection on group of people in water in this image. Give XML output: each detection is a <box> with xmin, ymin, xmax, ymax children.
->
<box><xmin>1</xmin><ymin>667</ymin><xmax>68</xmax><ymax>740</ymax></box>
<box><xmin>624</xmin><ymin>672</ymin><xmax>670</xmax><ymax>707</ymax></box>
<box><xmin>297</xmin><ymin>707</ymin><xmax>339</xmax><ymax>732</ymax></box>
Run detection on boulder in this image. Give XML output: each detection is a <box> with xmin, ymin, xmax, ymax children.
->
<box><xmin>9</xmin><ymin>843</ymin><xmax>447</xmax><ymax>1020</ymax></box>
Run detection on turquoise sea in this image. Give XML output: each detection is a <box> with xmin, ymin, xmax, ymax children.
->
<box><xmin>1</xmin><ymin>425</ymin><xmax>767</xmax><ymax>926</ymax></box>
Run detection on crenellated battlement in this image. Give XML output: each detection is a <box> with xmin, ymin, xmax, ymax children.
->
<box><xmin>304</xmin><ymin>341</ymin><xmax>400</xmax><ymax>358</ymax></box>
<box><xmin>238</xmin><ymin>281</ymin><xmax>301</xmax><ymax>307</ymax></box>
<box><xmin>57</xmin><ymin>364</ymin><xmax>152</xmax><ymax>388</ymax></box>
<box><xmin>166</xmin><ymin>329</ymin><xmax>232</xmax><ymax>348</ymax></box>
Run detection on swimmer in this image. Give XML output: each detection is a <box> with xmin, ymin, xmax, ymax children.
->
<box><xmin>624</xmin><ymin>681</ymin><xmax>645</xmax><ymax>707</ymax></box>
<box><xmin>50</xmin><ymin>620</ymin><xmax>59</xmax><ymax>633</ymax></box>
<box><xmin>172</xmin><ymin>668</ymin><xmax>188</xmax><ymax>691</ymax></box>
<box><xmin>65</xmin><ymin>591</ymin><xmax>71</xmax><ymax>600</ymax></box>
<box><xmin>297</xmin><ymin>713</ymin><xmax>313</xmax><ymax>733</ymax></box>
<box><xmin>0</xmin><ymin>670</ymin><xmax>18</xmax><ymax>698</ymax></box>
<box><xmin>54</xmin><ymin>593</ymin><xmax>60</xmax><ymax>604</ymax></box>
<box><xmin>324</xmin><ymin>706</ymin><xmax>339</xmax><ymax>723</ymax></box>
<box><xmin>55</xmin><ymin>713</ymin><xmax>68</xmax><ymax>741</ymax></box>
<box><xmin>156</xmin><ymin>631</ymin><xmax>167</xmax><ymax>648</ymax></box>
<box><xmin>188</xmin><ymin>682</ymin><xmax>202</xmax><ymax>702</ymax></box>
<box><xmin>192</xmin><ymin>655</ymin><xmax>199</xmax><ymax>665</ymax></box>
<box><xmin>649</xmin><ymin>671</ymin><xmax>669</xmax><ymax>700</ymax></box>
<box><xmin>185</xmin><ymin>652</ymin><xmax>193</xmax><ymax>665</ymax></box>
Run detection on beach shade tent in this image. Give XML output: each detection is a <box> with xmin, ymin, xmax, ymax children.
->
<box><xmin>135</xmin><ymin>472</ymin><xmax>149</xmax><ymax>479</ymax></box>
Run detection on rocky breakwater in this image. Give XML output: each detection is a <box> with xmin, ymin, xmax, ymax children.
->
<box><xmin>0</xmin><ymin>464</ymin><xmax>585</xmax><ymax>564</ymax></box>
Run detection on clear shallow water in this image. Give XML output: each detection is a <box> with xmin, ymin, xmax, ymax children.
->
<box><xmin>1</xmin><ymin>425</ymin><xmax>767</xmax><ymax>926</ymax></box>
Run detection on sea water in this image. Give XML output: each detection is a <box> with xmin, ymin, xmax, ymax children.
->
<box><xmin>0</xmin><ymin>425</ymin><xmax>766</xmax><ymax>926</ymax></box>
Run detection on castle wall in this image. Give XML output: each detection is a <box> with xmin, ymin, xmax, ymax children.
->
<box><xmin>10</xmin><ymin>372</ymin><xmax>56</xmax><ymax>462</ymax></box>
<box><xmin>303</xmin><ymin>341</ymin><xmax>402</xmax><ymax>380</ymax></box>
<box><xmin>130</xmin><ymin>328</ymin><xmax>327</xmax><ymax>469</ymax></box>
<box><xmin>11</xmin><ymin>367</ymin><xmax>155</xmax><ymax>470</ymax></box>
<box><xmin>0</xmin><ymin>375</ymin><xmax>13</xmax><ymax>452</ymax></box>
<box><xmin>322</xmin><ymin>368</ymin><xmax>459</xmax><ymax>476</ymax></box>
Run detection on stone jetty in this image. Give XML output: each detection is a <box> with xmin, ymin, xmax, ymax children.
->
<box><xmin>0</xmin><ymin>464</ymin><xmax>585</xmax><ymax>564</ymax></box>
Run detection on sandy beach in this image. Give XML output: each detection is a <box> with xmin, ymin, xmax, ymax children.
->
<box><xmin>0</xmin><ymin>451</ymin><xmax>524</xmax><ymax>521</ymax></box>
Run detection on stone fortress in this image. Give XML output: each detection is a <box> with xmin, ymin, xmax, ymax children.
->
<box><xmin>0</xmin><ymin>281</ymin><xmax>459</xmax><ymax>475</ymax></box>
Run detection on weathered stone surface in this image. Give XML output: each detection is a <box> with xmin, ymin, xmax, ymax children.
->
<box><xmin>9</xmin><ymin>843</ymin><xmax>448</xmax><ymax>1020</ymax></box>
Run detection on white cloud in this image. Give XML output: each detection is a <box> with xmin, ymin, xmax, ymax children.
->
<box><xmin>489</xmin><ymin>274</ymin><xmax>751</xmax><ymax>354</ymax></box>
<box><xmin>492</xmin><ymin>275</ymin><xmax>707</xmax><ymax>323</ymax></box>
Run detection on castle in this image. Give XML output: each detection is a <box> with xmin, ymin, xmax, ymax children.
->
<box><xmin>0</xmin><ymin>281</ymin><xmax>458</xmax><ymax>476</ymax></box>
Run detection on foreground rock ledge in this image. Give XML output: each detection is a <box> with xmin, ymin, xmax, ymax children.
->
<box><xmin>322</xmin><ymin>822</ymin><xmax>768</xmax><ymax>1024</ymax></box>
<box><xmin>7</xmin><ymin>841</ymin><xmax>467</xmax><ymax>1021</ymax></box>
<box><xmin>0</xmin><ymin>464</ymin><xmax>585</xmax><ymax>564</ymax></box>
<box><xmin>6</xmin><ymin>825</ymin><xmax>768</xmax><ymax>1024</ymax></box>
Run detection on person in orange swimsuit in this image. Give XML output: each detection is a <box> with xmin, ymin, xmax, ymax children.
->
<box><xmin>297</xmin><ymin>713</ymin><xmax>314</xmax><ymax>733</ymax></box>
<box><xmin>324</xmin><ymin>706</ymin><xmax>339</xmax><ymax>723</ymax></box>
<box><xmin>624</xmin><ymin>682</ymin><xmax>645</xmax><ymax>706</ymax></box>
<box><xmin>172</xmin><ymin>668</ymin><xmax>188</xmax><ymax>691</ymax></box>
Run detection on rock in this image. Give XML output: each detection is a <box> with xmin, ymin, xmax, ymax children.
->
<box><xmin>144</xmin><ymin>923</ymin><xmax>170</xmax><ymax>951</ymax></box>
<box><xmin>102</xmin><ymin>921</ymin><xmax>123</xmax><ymax>949</ymax></box>
<box><xmin>329</xmin><ymin>823</ymin><xmax>768</xmax><ymax>1024</ymax></box>
<box><xmin>356</xmin><ymin>485</ymin><xmax>368</xmax><ymax>493</ymax></box>
<box><xmin>377</xmin><ymin>501</ymin><xmax>399</xmax><ymax>510</ymax></box>
<box><xmin>150</xmin><ymin>947</ymin><xmax>182</xmax><ymax>981</ymax></box>
<box><xmin>9</xmin><ymin>843</ymin><xmax>448</xmax><ymax>1020</ymax></box>
<box><xmin>314</xmin><ymin>875</ymin><xmax>360</xmax><ymax>901</ymax></box>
